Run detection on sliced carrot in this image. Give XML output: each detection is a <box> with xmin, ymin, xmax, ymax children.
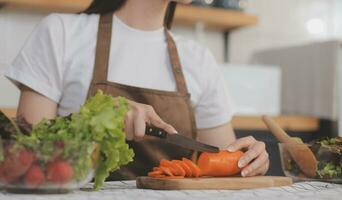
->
<box><xmin>160</xmin><ymin>159</ymin><xmax>172</xmax><ymax>167</ymax></box>
<box><xmin>197</xmin><ymin>150</ymin><xmax>244</xmax><ymax>177</ymax></box>
<box><xmin>150</xmin><ymin>174</ymin><xmax>167</xmax><ymax>178</ymax></box>
<box><xmin>159</xmin><ymin>166</ymin><xmax>174</xmax><ymax>176</ymax></box>
<box><xmin>160</xmin><ymin>159</ymin><xmax>178</xmax><ymax>175</ymax></box>
<box><xmin>182</xmin><ymin>158</ymin><xmax>201</xmax><ymax>177</ymax></box>
<box><xmin>180</xmin><ymin>161</ymin><xmax>193</xmax><ymax>177</ymax></box>
<box><xmin>158</xmin><ymin>176</ymin><xmax>185</xmax><ymax>179</ymax></box>
<box><xmin>148</xmin><ymin>170</ymin><xmax>163</xmax><ymax>177</ymax></box>
<box><xmin>149</xmin><ymin>151</ymin><xmax>244</xmax><ymax>179</ymax></box>
<box><xmin>171</xmin><ymin>160</ymin><xmax>186</xmax><ymax>177</ymax></box>
<box><xmin>173</xmin><ymin>160</ymin><xmax>192</xmax><ymax>177</ymax></box>
<box><xmin>153</xmin><ymin>167</ymin><xmax>161</xmax><ymax>171</ymax></box>
<box><xmin>151</xmin><ymin>167</ymin><xmax>163</xmax><ymax>173</ymax></box>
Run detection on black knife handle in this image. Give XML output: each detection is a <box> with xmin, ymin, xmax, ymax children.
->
<box><xmin>145</xmin><ymin>124</ymin><xmax>167</xmax><ymax>139</ymax></box>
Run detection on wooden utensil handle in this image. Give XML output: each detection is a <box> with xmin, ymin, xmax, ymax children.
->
<box><xmin>262</xmin><ymin>116</ymin><xmax>293</xmax><ymax>143</ymax></box>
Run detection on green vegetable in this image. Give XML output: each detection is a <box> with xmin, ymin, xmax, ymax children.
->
<box><xmin>11</xmin><ymin>90</ymin><xmax>134</xmax><ymax>190</ymax></box>
<box><xmin>69</xmin><ymin>91</ymin><xmax>134</xmax><ymax>189</ymax></box>
<box><xmin>0</xmin><ymin>110</ymin><xmax>23</xmax><ymax>136</ymax></box>
<box><xmin>286</xmin><ymin>137</ymin><xmax>342</xmax><ymax>180</ymax></box>
<box><xmin>317</xmin><ymin>162</ymin><xmax>342</xmax><ymax>179</ymax></box>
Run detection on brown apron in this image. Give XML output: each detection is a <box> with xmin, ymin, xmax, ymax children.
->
<box><xmin>87</xmin><ymin>13</ymin><xmax>197</xmax><ymax>180</ymax></box>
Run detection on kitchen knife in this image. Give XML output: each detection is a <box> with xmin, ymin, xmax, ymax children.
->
<box><xmin>145</xmin><ymin>124</ymin><xmax>220</xmax><ymax>153</ymax></box>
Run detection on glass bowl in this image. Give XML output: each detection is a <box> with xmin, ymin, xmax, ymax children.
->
<box><xmin>0</xmin><ymin>139</ymin><xmax>98</xmax><ymax>193</ymax></box>
<box><xmin>279</xmin><ymin>142</ymin><xmax>341</xmax><ymax>183</ymax></box>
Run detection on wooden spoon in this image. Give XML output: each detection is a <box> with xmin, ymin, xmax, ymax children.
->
<box><xmin>262</xmin><ymin>116</ymin><xmax>318</xmax><ymax>178</ymax></box>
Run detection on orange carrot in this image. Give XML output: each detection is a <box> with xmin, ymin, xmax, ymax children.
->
<box><xmin>182</xmin><ymin>158</ymin><xmax>201</xmax><ymax>177</ymax></box>
<box><xmin>153</xmin><ymin>167</ymin><xmax>161</xmax><ymax>171</ymax></box>
<box><xmin>160</xmin><ymin>160</ymin><xmax>177</xmax><ymax>174</ymax></box>
<box><xmin>148</xmin><ymin>171</ymin><xmax>163</xmax><ymax>177</ymax></box>
<box><xmin>158</xmin><ymin>176</ymin><xmax>185</xmax><ymax>179</ymax></box>
<box><xmin>171</xmin><ymin>160</ymin><xmax>186</xmax><ymax>176</ymax></box>
<box><xmin>148</xmin><ymin>152</ymin><xmax>244</xmax><ymax>179</ymax></box>
<box><xmin>150</xmin><ymin>174</ymin><xmax>166</xmax><ymax>178</ymax></box>
<box><xmin>159</xmin><ymin>166</ymin><xmax>174</xmax><ymax>176</ymax></box>
<box><xmin>173</xmin><ymin>160</ymin><xmax>192</xmax><ymax>177</ymax></box>
<box><xmin>197</xmin><ymin>150</ymin><xmax>244</xmax><ymax>177</ymax></box>
<box><xmin>160</xmin><ymin>159</ymin><xmax>173</xmax><ymax>167</ymax></box>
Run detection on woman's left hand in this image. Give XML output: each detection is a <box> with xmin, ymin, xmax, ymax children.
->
<box><xmin>227</xmin><ymin>136</ymin><xmax>269</xmax><ymax>177</ymax></box>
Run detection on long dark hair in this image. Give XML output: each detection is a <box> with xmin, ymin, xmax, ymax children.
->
<box><xmin>83</xmin><ymin>0</ymin><xmax>177</xmax><ymax>29</ymax></box>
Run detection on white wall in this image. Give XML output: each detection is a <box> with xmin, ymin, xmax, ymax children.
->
<box><xmin>173</xmin><ymin>26</ymin><xmax>225</xmax><ymax>62</ymax></box>
<box><xmin>0</xmin><ymin>10</ymin><xmax>48</xmax><ymax>108</ymax></box>
<box><xmin>1</xmin><ymin>0</ymin><xmax>342</xmax><ymax>107</ymax></box>
<box><xmin>230</xmin><ymin>0</ymin><xmax>342</xmax><ymax>64</ymax></box>
<box><xmin>332</xmin><ymin>0</ymin><xmax>342</xmax><ymax>36</ymax></box>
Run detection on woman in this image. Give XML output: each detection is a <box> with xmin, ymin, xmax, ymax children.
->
<box><xmin>5</xmin><ymin>0</ymin><xmax>269</xmax><ymax>180</ymax></box>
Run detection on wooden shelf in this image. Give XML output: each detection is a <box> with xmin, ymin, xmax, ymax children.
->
<box><xmin>0</xmin><ymin>1</ymin><xmax>258</xmax><ymax>31</ymax></box>
<box><xmin>0</xmin><ymin>0</ymin><xmax>92</xmax><ymax>13</ymax></box>
<box><xmin>1</xmin><ymin>108</ymin><xmax>16</xmax><ymax>118</ymax></box>
<box><xmin>232</xmin><ymin>116</ymin><xmax>319</xmax><ymax>132</ymax></box>
<box><xmin>174</xmin><ymin>5</ymin><xmax>258</xmax><ymax>31</ymax></box>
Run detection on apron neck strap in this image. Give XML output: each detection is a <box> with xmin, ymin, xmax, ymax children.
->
<box><xmin>91</xmin><ymin>13</ymin><xmax>189</xmax><ymax>95</ymax></box>
<box><xmin>92</xmin><ymin>12</ymin><xmax>113</xmax><ymax>84</ymax></box>
<box><xmin>165</xmin><ymin>30</ymin><xmax>189</xmax><ymax>94</ymax></box>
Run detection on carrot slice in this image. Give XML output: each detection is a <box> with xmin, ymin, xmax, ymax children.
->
<box><xmin>179</xmin><ymin>161</ymin><xmax>193</xmax><ymax>177</ymax></box>
<box><xmin>159</xmin><ymin>166</ymin><xmax>174</xmax><ymax>176</ymax></box>
<box><xmin>148</xmin><ymin>170</ymin><xmax>163</xmax><ymax>177</ymax></box>
<box><xmin>153</xmin><ymin>167</ymin><xmax>161</xmax><ymax>171</ymax></box>
<box><xmin>197</xmin><ymin>150</ymin><xmax>244</xmax><ymax>177</ymax></box>
<box><xmin>151</xmin><ymin>167</ymin><xmax>163</xmax><ymax>173</ymax></box>
<box><xmin>150</xmin><ymin>174</ymin><xmax>167</xmax><ymax>178</ymax></box>
<box><xmin>160</xmin><ymin>159</ymin><xmax>172</xmax><ymax>167</ymax></box>
<box><xmin>182</xmin><ymin>158</ymin><xmax>201</xmax><ymax>177</ymax></box>
<box><xmin>158</xmin><ymin>176</ymin><xmax>185</xmax><ymax>179</ymax></box>
<box><xmin>160</xmin><ymin>159</ymin><xmax>178</xmax><ymax>175</ymax></box>
<box><xmin>171</xmin><ymin>160</ymin><xmax>187</xmax><ymax>177</ymax></box>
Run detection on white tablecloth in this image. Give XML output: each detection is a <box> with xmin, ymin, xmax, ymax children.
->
<box><xmin>0</xmin><ymin>181</ymin><xmax>341</xmax><ymax>200</ymax></box>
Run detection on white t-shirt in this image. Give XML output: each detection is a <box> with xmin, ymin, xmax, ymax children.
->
<box><xmin>5</xmin><ymin>13</ymin><xmax>235</xmax><ymax>129</ymax></box>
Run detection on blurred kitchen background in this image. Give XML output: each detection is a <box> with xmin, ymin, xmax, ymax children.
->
<box><xmin>1</xmin><ymin>0</ymin><xmax>342</xmax><ymax>175</ymax></box>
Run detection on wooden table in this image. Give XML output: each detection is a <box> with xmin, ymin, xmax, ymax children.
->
<box><xmin>0</xmin><ymin>181</ymin><xmax>340</xmax><ymax>200</ymax></box>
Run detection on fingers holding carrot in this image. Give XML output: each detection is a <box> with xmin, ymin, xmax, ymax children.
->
<box><xmin>226</xmin><ymin>136</ymin><xmax>269</xmax><ymax>177</ymax></box>
<box><xmin>240</xmin><ymin>151</ymin><xmax>269</xmax><ymax>177</ymax></box>
<box><xmin>244</xmin><ymin>157</ymin><xmax>270</xmax><ymax>177</ymax></box>
<box><xmin>237</xmin><ymin>140</ymin><xmax>266</xmax><ymax>168</ymax></box>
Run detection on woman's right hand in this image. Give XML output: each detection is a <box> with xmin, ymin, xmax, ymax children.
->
<box><xmin>124</xmin><ymin>100</ymin><xmax>177</xmax><ymax>141</ymax></box>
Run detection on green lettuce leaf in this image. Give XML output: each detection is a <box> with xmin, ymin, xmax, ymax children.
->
<box><xmin>13</xmin><ymin>90</ymin><xmax>134</xmax><ymax>190</ymax></box>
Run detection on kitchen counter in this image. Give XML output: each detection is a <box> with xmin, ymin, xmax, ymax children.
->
<box><xmin>0</xmin><ymin>181</ymin><xmax>341</xmax><ymax>200</ymax></box>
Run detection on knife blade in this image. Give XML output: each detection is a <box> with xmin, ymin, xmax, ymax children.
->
<box><xmin>145</xmin><ymin>124</ymin><xmax>220</xmax><ymax>153</ymax></box>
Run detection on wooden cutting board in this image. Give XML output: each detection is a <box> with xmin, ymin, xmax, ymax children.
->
<box><xmin>136</xmin><ymin>176</ymin><xmax>293</xmax><ymax>190</ymax></box>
